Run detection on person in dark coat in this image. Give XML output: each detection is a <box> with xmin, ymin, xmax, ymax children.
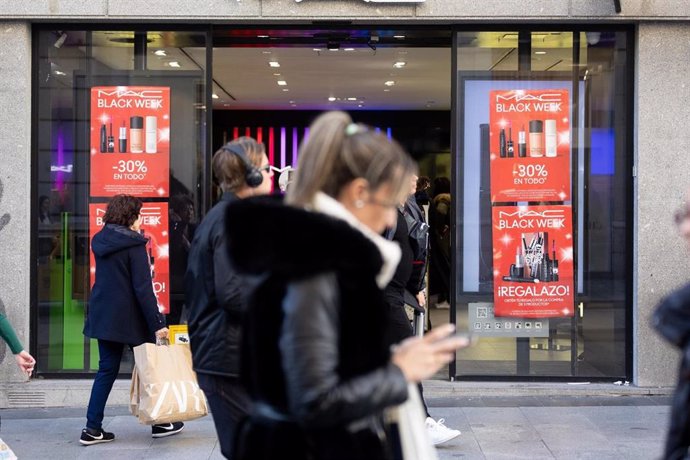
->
<box><xmin>185</xmin><ymin>136</ymin><xmax>273</xmax><ymax>459</ymax></box>
<box><xmin>81</xmin><ymin>194</ymin><xmax>182</xmax><ymax>445</ymax></box>
<box><xmin>226</xmin><ymin>111</ymin><xmax>468</xmax><ymax>460</ymax></box>
<box><xmin>654</xmin><ymin>200</ymin><xmax>690</xmax><ymax>460</ymax></box>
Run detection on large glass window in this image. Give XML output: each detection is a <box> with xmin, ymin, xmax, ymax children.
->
<box><xmin>454</xmin><ymin>29</ymin><xmax>632</xmax><ymax>378</ymax></box>
<box><xmin>33</xmin><ymin>28</ymin><xmax>208</xmax><ymax>375</ymax></box>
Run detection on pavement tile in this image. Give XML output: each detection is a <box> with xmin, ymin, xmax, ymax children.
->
<box><xmin>463</xmin><ymin>407</ymin><xmax>530</xmax><ymax>424</ymax></box>
<box><xmin>480</xmin><ymin>440</ymin><xmax>554</xmax><ymax>459</ymax></box>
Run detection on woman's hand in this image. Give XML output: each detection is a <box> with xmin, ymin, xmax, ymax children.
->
<box><xmin>391</xmin><ymin>324</ymin><xmax>468</xmax><ymax>383</ymax></box>
<box><xmin>416</xmin><ymin>291</ymin><xmax>426</xmax><ymax>308</ymax></box>
<box><xmin>15</xmin><ymin>350</ymin><xmax>36</xmax><ymax>377</ymax></box>
<box><xmin>155</xmin><ymin>327</ymin><xmax>169</xmax><ymax>341</ymax></box>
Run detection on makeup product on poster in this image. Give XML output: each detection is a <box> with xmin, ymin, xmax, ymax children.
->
<box><xmin>529</xmin><ymin>120</ymin><xmax>544</xmax><ymax>157</ymax></box>
<box><xmin>100</xmin><ymin>124</ymin><xmax>107</xmax><ymax>153</ymax></box>
<box><xmin>118</xmin><ymin>121</ymin><xmax>127</xmax><ymax>153</ymax></box>
<box><xmin>107</xmin><ymin>122</ymin><xmax>115</xmax><ymax>153</ymax></box>
<box><xmin>518</xmin><ymin>124</ymin><xmax>527</xmax><ymax>158</ymax></box>
<box><xmin>509</xmin><ymin>246</ymin><xmax>525</xmax><ymax>278</ymax></box>
<box><xmin>499</xmin><ymin>128</ymin><xmax>506</xmax><ymax>158</ymax></box>
<box><xmin>507</xmin><ymin>126</ymin><xmax>514</xmax><ymax>158</ymax></box>
<box><xmin>130</xmin><ymin>116</ymin><xmax>144</xmax><ymax>153</ymax></box>
<box><xmin>145</xmin><ymin>116</ymin><xmax>157</xmax><ymax>154</ymax></box>
<box><xmin>551</xmin><ymin>239</ymin><xmax>559</xmax><ymax>281</ymax></box>
<box><xmin>545</xmin><ymin>119</ymin><xmax>557</xmax><ymax>158</ymax></box>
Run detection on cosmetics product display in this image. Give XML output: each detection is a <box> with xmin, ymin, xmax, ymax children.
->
<box><xmin>145</xmin><ymin>116</ymin><xmax>157</xmax><ymax>154</ymax></box>
<box><xmin>130</xmin><ymin>116</ymin><xmax>144</xmax><ymax>153</ymax></box>
<box><xmin>503</xmin><ymin>232</ymin><xmax>559</xmax><ymax>283</ymax></box>
<box><xmin>518</xmin><ymin>124</ymin><xmax>526</xmax><ymax>157</ymax></box>
<box><xmin>107</xmin><ymin>123</ymin><xmax>115</xmax><ymax>153</ymax></box>
<box><xmin>507</xmin><ymin>127</ymin><xmax>514</xmax><ymax>158</ymax></box>
<box><xmin>545</xmin><ymin>119</ymin><xmax>557</xmax><ymax>157</ymax></box>
<box><xmin>100</xmin><ymin>124</ymin><xmax>107</xmax><ymax>153</ymax></box>
<box><xmin>529</xmin><ymin>120</ymin><xmax>544</xmax><ymax>157</ymax></box>
<box><xmin>499</xmin><ymin>128</ymin><xmax>506</xmax><ymax>158</ymax></box>
<box><xmin>118</xmin><ymin>121</ymin><xmax>127</xmax><ymax>153</ymax></box>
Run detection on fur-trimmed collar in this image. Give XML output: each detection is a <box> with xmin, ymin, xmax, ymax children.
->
<box><xmin>225</xmin><ymin>195</ymin><xmax>398</xmax><ymax>287</ymax></box>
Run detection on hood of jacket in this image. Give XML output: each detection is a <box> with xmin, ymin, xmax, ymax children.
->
<box><xmin>226</xmin><ymin>195</ymin><xmax>385</xmax><ymax>283</ymax></box>
<box><xmin>92</xmin><ymin>223</ymin><xmax>147</xmax><ymax>257</ymax></box>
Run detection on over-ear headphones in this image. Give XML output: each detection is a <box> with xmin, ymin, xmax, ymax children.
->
<box><xmin>220</xmin><ymin>142</ymin><xmax>264</xmax><ymax>188</ymax></box>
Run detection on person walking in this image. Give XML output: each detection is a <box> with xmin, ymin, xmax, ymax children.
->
<box><xmin>225</xmin><ymin>111</ymin><xmax>469</xmax><ymax>460</ymax></box>
<box><xmin>80</xmin><ymin>194</ymin><xmax>182</xmax><ymax>445</ymax></box>
<box><xmin>185</xmin><ymin>137</ymin><xmax>273</xmax><ymax>459</ymax></box>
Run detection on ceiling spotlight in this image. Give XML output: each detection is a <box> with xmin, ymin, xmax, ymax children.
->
<box><xmin>393</xmin><ymin>61</ymin><xmax>406</xmax><ymax>68</ymax></box>
<box><xmin>167</xmin><ymin>61</ymin><xmax>181</xmax><ymax>68</ymax></box>
<box><xmin>328</xmin><ymin>97</ymin><xmax>337</xmax><ymax>102</ymax></box>
<box><xmin>269</xmin><ymin>61</ymin><xmax>280</xmax><ymax>68</ymax></box>
<box><xmin>257</xmin><ymin>35</ymin><xmax>269</xmax><ymax>38</ymax></box>
<box><xmin>282</xmin><ymin>89</ymin><xmax>289</xmax><ymax>92</ymax></box>
<box><xmin>343</xmin><ymin>48</ymin><xmax>355</xmax><ymax>51</ymax></box>
<box><xmin>384</xmin><ymin>89</ymin><xmax>391</xmax><ymax>92</ymax></box>
<box><xmin>313</xmin><ymin>48</ymin><xmax>321</xmax><ymax>52</ymax></box>
<box><xmin>212</xmin><ymin>93</ymin><xmax>219</xmax><ymax>99</ymax></box>
<box><xmin>54</xmin><ymin>70</ymin><xmax>67</xmax><ymax>76</ymax></box>
<box><xmin>347</xmin><ymin>97</ymin><xmax>357</xmax><ymax>101</ymax></box>
<box><xmin>53</xmin><ymin>32</ymin><xmax>68</xmax><ymax>49</ymax></box>
<box><xmin>535</xmin><ymin>51</ymin><xmax>547</xmax><ymax>55</ymax></box>
<box><xmin>393</xmin><ymin>35</ymin><xmax>406</xmax><ymax>39</ymax></box>
<box><xmin>277</xmin><ymin>80</ymin><xmax>287</xmax><ymax>86</ymax></box>
<box><xmin>384</xmin><ymin>80</ymin><xmax>395</xmax><ymax>87</ymax></box>
<box><xmin>154</xmin><ymin>50</ymin><xmax>167</xmax><ymax>56</ymax></box>
<box><xmin>327</xmin><ymin>41</ymin><xmax>340</xmax><ymax>51</ymax></box>
<box><xmin>273</xmin><ymin>73</ymin><xmax>281</xmax><ymax>76</ymax></box>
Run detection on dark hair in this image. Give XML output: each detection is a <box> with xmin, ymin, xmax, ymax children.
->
<box><xmin>212</xmin><ymin>137</ymin><xmax>266</xmax><ymax>193</ymax></box>
<box><xmin>103</xmin><ymin>194</ymin><xmax>143</xmax><ymax>227</ymax></box>
<box><xmin>287</xmin><ymin>111</ymin><xmax>416</xmax><ymax>207</ymax></box>
<box><xmin>432</xmin><ymin>177</ymin><xmax>451</xmax><ymax>197</ymax></box>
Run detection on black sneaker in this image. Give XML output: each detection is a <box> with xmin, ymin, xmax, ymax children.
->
<box><xmin>79</xmin><ymin>427</ymin><xmax>115</xmax><ymax>445</ymax></box>
<box><xmin>151</xmin><ymin>422</ymin><xmax>184</xmax><ymax>438</ymax></box>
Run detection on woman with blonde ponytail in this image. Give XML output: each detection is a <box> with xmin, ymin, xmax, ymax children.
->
<box><xmin>225</xmin><ymin>111</ymin><xmax>468</xmax><ymax>460</ymax></box>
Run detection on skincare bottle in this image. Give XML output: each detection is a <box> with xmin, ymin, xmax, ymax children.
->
<box><xmin>545</xmin><ymin>119</ymin><xmax>557</xmax><ymax>157</ymax></box>
<box><xmin>118</xmin><ymin>121</ymin><xmax>127</xmax><ymax>153</ymax></box>
<box><xmin>507</xmin><ymin>127</ymin><xmax>514</xmax><ymax>158</ymax></box>
<box><xmin>551</xmin><ymin>240</ymin><xmax>559</xmax><ymax>281</ymax></box>
<box><xmin>145</xmin><ymin>116</ymin><xmax>157</xmax><ymax>154</ymax></box>
<box><xmin>99</xmin><ymin>124</ymin><xmax>107</xmax><ymax>153</ymax></box>
<box><xmin>529</xmin><ymin>120</ymin><xmax>544</xmax><ymax>157</ymax></box>
<box><xmin>107</xmin><ymin>123</ymin><xmax>115</xmax><ymax>153</ymax></box>
<box><xmin>130</xmin><ymin>116</ymin><xmax>144</xmax><ymax>153</ymax></box>
<box><xmin>499</xmin><ymin>128</ymin><xmax>506</xmax><ymax>158</ymax></box>
<box><xmin>518</xmin><ymin>124</ymin><xmax>526</xmax><ymax>157</ymax></box>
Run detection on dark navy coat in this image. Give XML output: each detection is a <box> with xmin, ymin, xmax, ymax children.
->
<box><xmin>84</xmin><ymin>224</ymin><xmax>165</xmax><ymax>346</ymax></box>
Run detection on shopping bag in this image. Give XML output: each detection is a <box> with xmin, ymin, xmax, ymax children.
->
<box><xmin>129</xmin><ymin>367</ymin><xmax>140</xmax><ymax>416</ymax></box>
<box><xmin>386</xmin><ymin>384</ymin><xmax>438</xmax><ymax>460</ymax></box>
<box><xmin>132</xmin><ymin>343</ymin><xmax>208</xmax><ymax>425</ymax></box>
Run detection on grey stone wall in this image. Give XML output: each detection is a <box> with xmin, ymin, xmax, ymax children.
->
<box><xmin>0</xmin><ymin>0</ymin><xmax>687</xmax><ymax>21</ymax></box>
<box><xmin>636</xmin><ymin>22</ymin><xmax>690</xmax><ymax>387</ymax></box>
<box><xmin>0</xmin><ymin>22</ymin><xmax>32</xmax><ymax>384</ymax></box>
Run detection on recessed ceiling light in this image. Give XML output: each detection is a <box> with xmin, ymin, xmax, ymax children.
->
<box><xmin>384</xmin><ymin>89</ymin><xmax>391</xmax><ymax>92</ymax></box>
<box><xmin>273</xmin><ymin>73</ymin><xmax>281</xmax><ymax>76</ymax></box>
<box><xmin>393</xmin><ymin>61</ymin><xmax>406</xmax><ymax>68</ymax></box>
<box><xmin>347</xmin><ymin>97</ymin><xmax>357</xmax><ymax>101</ymax></box>
<box><xmin>394</xmin><ymin>35</ymin><xmax>405</xmax><ymax>39</ymax></box>
<box><xmin>535</xmin><ymin>51</ymin><xmax>547</xmax><ymax>55</ymax></box>
<box><xmin>384</xmin><ymin>80</ymin><xmax>395</xmax><ymax>86</ymax></box>
<box><xmin>257</xmin><ymin>35</ymin><xmax>269</xmax><ymax>38</ymax></box>
<box><xmin>289</xmin><ymin>100</ymin><xmax>295</xmax><ymax>103</ymax></box>
<box><xmin>269</xmin><ymin>61</ymin><xmax>280</xmax><ymax>68</ymax></box>
<box><xmin>167</xmin><ymin>61</ymin><xmax>181</xmax><ymax>68</ymax></box>
<box><xmin>154</xmin><ymin>50</ymin><xmax>167</xmax><ymax>56</ymax></box>
<box><xmin>212</xmin><ymin>93</ymin><xmax>219</xmax><ymax>99</ymax></box>
<box><xmin>277</xmin><ymin>80</ymin><xmax>287</xmax><ymax>86</ymax></box>
<box><xmin>328</xmin><ymin>97</ymin><xmax>337</xmax><ymax>102</ymax></box>
<box><xmin>358</xmin><ymin>104</ymin><xmax>363</xmax><ymax>107</ymax></box>
<box><xmin>282</xmin><ymin>88</ymin><xmax>289</xmax><ymax>92</ymax></box>
<box><xmin>54</xmin><ymin>70</ymin><xmax>66</xmax><ymax>76</ymax></box>
<box><xmin>262</xmin><ymin>51</ymin><xmax>272</xmax><ymax>54</ymax></box>
<box><xmin>224</xmin><ymin>103</ymin><xmax>230</xmax><ymax>107</ymax></box>
<box><xmin>313</xmin><ymin>48</ymin><xmax>321</xmax><ymax>52</ymax></box>
<box><xmin>343</xmin><ymin>48</ymin><xmax>355</xmax><ymax>51</ymax></box>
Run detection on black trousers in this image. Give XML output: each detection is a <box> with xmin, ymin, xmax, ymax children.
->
<box><xmin>665</xmin><ymin>356</ymin><xmax>690</xmax><ymax>460</ymax></box>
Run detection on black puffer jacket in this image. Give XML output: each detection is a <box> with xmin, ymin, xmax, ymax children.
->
<box><xmin>226</xmin><ymin>197</ymin><xmax>408</xmax><ymax>460</ymax></box>
<box><xmin>84</xmin><ymin>224</ymin><xmax>165</xmax><ymax>346</ymax></box>
<box><xmin>186</xmin><ymin>192</ymin><xmax>250</xmax><ymax>377</ymax></box>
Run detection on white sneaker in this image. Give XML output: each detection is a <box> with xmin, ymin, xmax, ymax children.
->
<box><xmin>425</xmin><ymin>417</ymin><xmax>460</xmax><ymax>445</ymax></box>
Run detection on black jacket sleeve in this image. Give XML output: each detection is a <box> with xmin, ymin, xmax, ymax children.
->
<box><xmin>129</xmin><ymin>245</ymin><xmax>166</xmax><ymax>335</ymax></box>
<box><xmin>212</xmin><ymin>229</ymin><xmax>245</xmax><ymax>315</ymax></box>
<box><xmin>280</xmin><ymin>273</ymin><xmax>408</xmax><ymax>429</ymax></box>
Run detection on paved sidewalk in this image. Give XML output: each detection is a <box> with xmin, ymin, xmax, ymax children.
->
<box><xmin>0</xmin><ymin>395</ymin><xmax>671</xmax><ymax>459</ymax></box>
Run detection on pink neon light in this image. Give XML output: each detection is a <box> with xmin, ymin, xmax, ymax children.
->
<box><xmin>268</xmin><ymin>128</ymin><xmax>275</xmax><ymax>165</ymax></box>
<box><xmin>257</xmin><ymin>127</ymin><xmax>263</xmax><ymax>144</ymax></box>
<box><xmin>280</xmin><ymin>127</ymin><xmax>286</xmax><ymax>169</ymax></box>
<box><xmin>232</xmin><ymin>127</ymin><xmax>239</xmax><ymax>139</ymax></box>
<box><xmin>245</xmin><ymin>127</ymin><xmax>251</xmax><ymax>137</ymax></box>
<box><xmin>292</xmin><ymin>127</ymin><xmax>298</xmax><ymax>166</ymax></box>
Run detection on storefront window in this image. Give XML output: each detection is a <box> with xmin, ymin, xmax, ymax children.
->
<box><xmin>454</xmin><ymin>29</ymin><xmax>632</xmax><ymax>378</ymax></box>
<box><xmin>34</xmin><ymin>28</ymin><xmax>208</xmax><ymax>375</ymax></box>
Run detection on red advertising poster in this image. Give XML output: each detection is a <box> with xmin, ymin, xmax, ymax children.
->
<box><xmin>492</xmin><ymin>205</ymin><xmax>574</xmax><ymax>318</ymax></box>
<box><xmin>89</xmin><ymin>202</ymin><xmax>170</xmax><ymax>315</ymax></box>
<box><xmin>90</xmin><ymin>86</ymin><xmax>170</xmax><ymax>198</ymax></box>
<box><xmin>489</xmin><ymin>89</ymin><xmax>570</xmax><ymax>203</ymax></box>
